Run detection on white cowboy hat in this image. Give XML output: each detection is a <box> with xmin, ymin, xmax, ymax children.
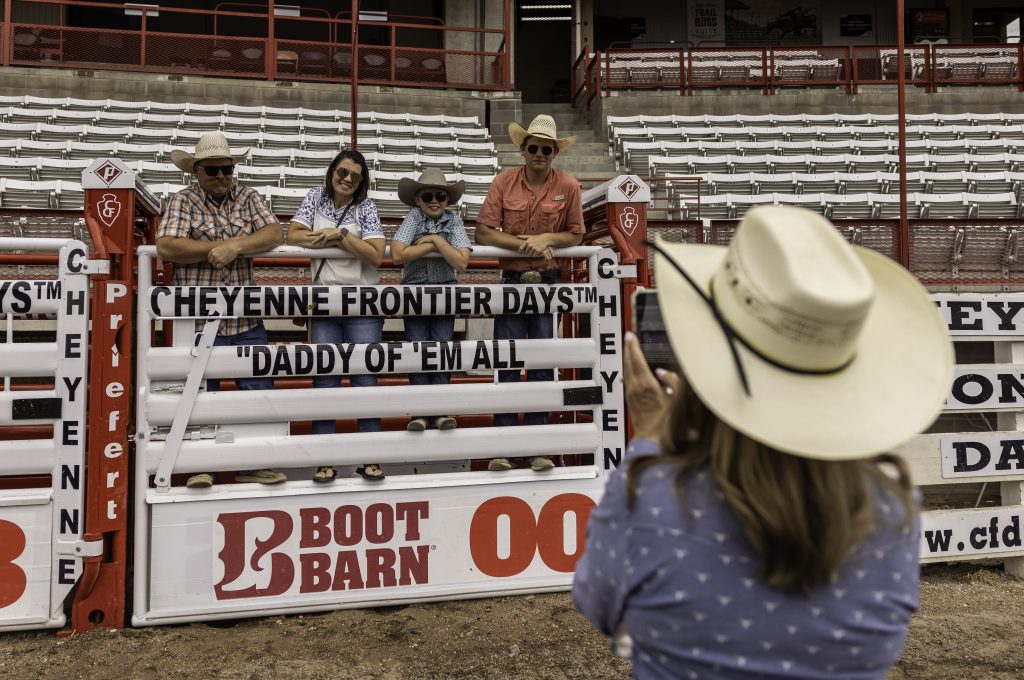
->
<box><xmin>170</xmin><ymin>132</ymin><xmax>249</xmax><ymax>173</ymax></box>
<box><xmin>397</xmin><ymin>167</ymin><xmax>466</xmax><ymax>207</ymax></box>
<box><xmin>508</xmin><ymin>114</ymin><xmax>576</xmax><ymax>152</ymax></box>
<box><xmin>653</xmin><ymin>206</ymin><xmax>953</xmax><ymax>461</ymax></box>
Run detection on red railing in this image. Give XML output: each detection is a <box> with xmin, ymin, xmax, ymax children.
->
<box><xmin>1</xmin><ymin>0</ymin><xmax>510</xmax><ymax>91</ymax></box>
<box><xmin>577</xmin><ymin>43</ymin><xmax>1024</xmax><ymax>104</ymax></box>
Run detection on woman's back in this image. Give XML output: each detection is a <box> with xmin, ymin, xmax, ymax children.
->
<box><xmin>574</xmin><ymin>444</ymin><xmax>919</xmax><ymax>680</ymax></box>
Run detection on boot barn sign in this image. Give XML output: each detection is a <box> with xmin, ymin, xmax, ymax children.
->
<box><xmin>143</xmin><ymin>484</ymin><xmax>595</xmax><ymax>621</ymax></box>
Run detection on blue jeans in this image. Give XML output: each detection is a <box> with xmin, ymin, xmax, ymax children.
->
<box><xmin>206</xmin><ymin>323</ymin><xmax>273</xmax><ymax>392</ymax></box>
<box><xmin>494</xmin><ymin>272</ymin><xmax>556</xmax><ymax>427</ymax></box>
<box><xmin>404</xmin><ymin>314</ymin><xmax>455</xmax><ymax>423</ymax></box>
<box><xmin>311</xmin><ymin>316</ymin><xmax>384</xmax><ymax>434</ymax></box>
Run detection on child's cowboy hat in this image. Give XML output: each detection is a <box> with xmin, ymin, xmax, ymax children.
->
<box><xmin>397</xmin><ymin>167</ymin><xmax>466</xmax><ymax>207</ymax></box>
<box><xmin>508</xmin><ymin>114</ymin><xmax>576</xmax><ymax>152</ymax></box>
<box><xmin>170</xmin><ymin>132</ymin><xmax>249</xmax><ymax>173</ymax></box>
<box><xmin>652</xmin><ymin>206</ymin><xmax>953</xmax><ymax>461</ymax></box>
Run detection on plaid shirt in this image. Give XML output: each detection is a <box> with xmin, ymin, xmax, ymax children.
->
<box><xmin>157</xmin><ymin>182</ymin><xmax>277</xmax><ymax>335</ymax></box>
<box><xmin>393</xmin><ymin>208</ymin><xmax>472</xmax><ymax>285</ymax></box>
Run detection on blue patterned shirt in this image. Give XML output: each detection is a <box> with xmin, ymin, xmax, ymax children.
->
<box><xmin>573</xmin><ymin>438</ymin><xmax>920</xmax><ymax>680</ymax></box>
<box><xmin>291</xmin><ymin>186</ymin><xmax>385</xmax><ymax>240</ymax></box>
<box><xmin>392</xmin><ymin>207</ymin><xmax>472</xmax><ymax>285</ymax></box>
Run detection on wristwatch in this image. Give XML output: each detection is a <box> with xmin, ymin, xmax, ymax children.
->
<box><xmin>339</xmin><ymin>227</ymin><xmax>350</xmax><ymax>240</ymax></box>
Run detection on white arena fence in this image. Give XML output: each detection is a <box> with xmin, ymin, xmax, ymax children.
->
<box><xmin>0</xmin><ymin>237</ymin><xmax>103</xmax><ymax>631</ymax></box>
<box><xmin>130</xmin><ymin>244</ymin><xmax>627</xmax><ymax>625</ymax></box>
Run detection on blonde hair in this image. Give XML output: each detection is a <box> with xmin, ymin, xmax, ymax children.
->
<box><xmin>626</xmin><ymin>380</ymin><xmax>914</xmax><ymax>597</ymax></box>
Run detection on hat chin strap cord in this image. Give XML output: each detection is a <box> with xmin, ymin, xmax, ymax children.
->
<box><xmin>644</xmin><ymin>241</ymin><xmax>855</xmax><ymax>398</ymax></box>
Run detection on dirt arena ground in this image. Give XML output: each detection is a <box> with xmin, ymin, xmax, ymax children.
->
<box><xmin>0</xmin><ymin>562</ymin><xmax>1020</xmax><ymax>679</ymax></box>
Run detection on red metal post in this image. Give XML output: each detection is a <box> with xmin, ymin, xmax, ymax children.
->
<box><xmin>350</xmin><ymin>0</ymin><xmax>359</xmax><ymax>151</ymax></box>
<box><xmin>678</xmin><ymin>47</ymin><xmax>685</xmax><ymax>95</ymax></box>
<box><xmin>2</xmin><ymin>0</ymin><xmax>12</xmax><ymax>67</ymax></box>
<box><xmin>139</xmin><ymin>11</ymin><xmax>147</xmax><ymax>69</ymax></box>
<box><xmin>69</xmin><ymin>186</ymin><xmax>138</xmax><ymax>632</ymax></box>
<box><xmin>503</xmin><ymin>0</ymin><xmax>511</xmax><ymax>90</ymax></box>
<box><xmin>896</xmin><ymin>0</ymin><xmax>910</xmax><ymax>268</ymax></box>
<box><xmin>267</xmin><ymin>0</ymin><xmax>277</xmax><ymax>81</ymax></box>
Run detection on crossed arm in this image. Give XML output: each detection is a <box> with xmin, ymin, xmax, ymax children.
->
<box><xmin>391</xmin><ymin>235</ymin><xmax>471</xmax><ymax>273</ymax></box>
<box><xmin>475</xmin><ymin>223</ymin><xmax>582</xmax><ymax>260</ymax></box>
<box><xmin>287</xmin><ymin>222</ymin><xmax>385</xmax><ymax>267</ymax></box>
<box><xmin>156</xmin><ymin>222</ymin><xmax>284</xmax><ymax>267</ymax></box>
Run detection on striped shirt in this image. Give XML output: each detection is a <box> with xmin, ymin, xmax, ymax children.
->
<box><xmin>157</xmin><ymin>182</ymin><xmax>277</xmax><ymax>335</ymax></box>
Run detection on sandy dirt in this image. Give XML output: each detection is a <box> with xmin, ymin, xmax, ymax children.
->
<box><xmin>0</xmin><ymin>563</ymin><xmax>1019</xmax><ymax>679</ymax></box>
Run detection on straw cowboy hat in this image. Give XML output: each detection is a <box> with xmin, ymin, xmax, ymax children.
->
<box><xmin>397</xmin><ymin>167</ymin><xmax>465</xmax><ymax>207</ymax></box>
<box><xmin>170</xmin><ymin>132</ymin><xmax>249</xmax><ymax>174</ymax></box>
<box><xmin>508</xmin><ymin>114</ymin><xmax>576</xmax><ymax>152</ymax></box>
<box><xmin>652</xmin><ymin>206</ymin><xmax>953</xmax><ymax>460</ymax></box>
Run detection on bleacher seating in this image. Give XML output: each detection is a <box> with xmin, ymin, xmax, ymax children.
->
<box><xmin>610</xmin><ymin>112</ymin><xmax>1024</xmax><ymax>222</ymax></box>
<box><xmin>0</xmin><ymin>96</ymin><xmax>500</xmax><ymax>220</ymax></box>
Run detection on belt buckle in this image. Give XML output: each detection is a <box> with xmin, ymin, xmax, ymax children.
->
<box><xmin>521</xmin><ymin>271</ymin><xmax>543</xmax><ymax>284</ymax></box>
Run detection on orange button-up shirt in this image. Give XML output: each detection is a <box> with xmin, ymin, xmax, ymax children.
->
<box><xmin>476</xmin><ymin>166</ymin><xmax>586</xmax><ymax>272</ymax></box>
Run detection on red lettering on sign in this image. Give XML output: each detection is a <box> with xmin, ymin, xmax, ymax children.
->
<box><xmin>469</xmin><ymin>494</ymin><xmax>596</xmax><ymax>578</ymax></box>
<box><xmin>0</xmin><ymin>520</ymin><xmax>28</xmax><ymax>608</ymax></box>
<box><xmin>214</xmin><ymin>510</ymin><xmax>294</xmax><ymax>600</ymax></box>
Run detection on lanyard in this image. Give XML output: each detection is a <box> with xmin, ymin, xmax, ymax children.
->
<box><xmin>312</xmin><ymin>202</ymin><xmax>355</xmax><ymax>284</ymax></box>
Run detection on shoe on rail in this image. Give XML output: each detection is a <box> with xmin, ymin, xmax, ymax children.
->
<box><xmin>235</xmin><ymin>469</ymin><xmax>287</xmax><ymax>484</ymax></box>
<box><xmin>488</xmin><ymin>458</ymin><xmax>514</xmax><ymax>472</ymax></box>
<box><xmin>529</xmin><ymin>457</ymin><xmax>555</xmax><ymax>472</ymax></box>
<box><xmin>186</xmin><ymin>472</ymin><xmax>214</xmax><ymax>489</ymax></box>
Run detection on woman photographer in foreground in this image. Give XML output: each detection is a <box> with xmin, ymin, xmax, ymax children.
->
<box><xmin>573</xmin><ymin>207</ymin><xmax>953</xmax><ymax>679</ymax></box>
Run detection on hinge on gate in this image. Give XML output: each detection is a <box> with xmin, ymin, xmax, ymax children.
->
<box><xmin>81</xmin><ymin>259</ymin><xmax>111</xmax><ymax>275</ymax></box>
<box><xmin>612</xmin><ymin>264</ymin><xmax>638</xmax><ymax>279</ymax></box>
<box><xmin>148</xmin><ymin>424</ymin><xmax>219</xmax><ymax>442</ymax></box>
<box><xmin>150</xmin><ymin>383</ymin><xmax>185</xmax><ymax>394</ymax></box>
<box><xmin>55</xmin><ymin>538</ymin><xmax>104</xmax><ymax>558</ymax></box>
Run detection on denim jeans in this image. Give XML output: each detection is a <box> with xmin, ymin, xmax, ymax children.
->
<box><xmin>311</xmin><ymin>316</ymin><xmax>384</xmax><ymax>434</ymax></box>
<box><xmin>493</xmin><ymin>271</ymin><xmax>557</xmax><ymax>428</ymax></box>
<box><xmin>404</xmin><ymin>314</ymin><xmax>455</xmax><ymax>423</ymax></box>
<box><xmin>206</xmin><ymin>322</ymin><xmax>273</xmax><ymax>392</ymax></box>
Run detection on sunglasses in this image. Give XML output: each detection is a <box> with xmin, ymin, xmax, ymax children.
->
<box><xmin>417</xmin><ymin>191</ymin><xmax>448</xmax><ymax>204</ymax></box>
<box><xmin>198</xmin><ymin>164</ymin><xmax>234</xmax><ymax>177</ymax></box>
<box><xmin>526</xmin><ymin>144</ymin><xmax>554</xmax><ymax>156</ymax></box>
<box><xmin>335</xmin><ymin>167</ymin><xmax>363</xmax><ymax>184</ymax></box>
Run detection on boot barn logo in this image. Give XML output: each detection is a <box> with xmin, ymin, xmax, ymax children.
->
<box><xmin>213</xmin><ymin>494</ymin><xmax>595</xmax><ymax>600</ymax></box>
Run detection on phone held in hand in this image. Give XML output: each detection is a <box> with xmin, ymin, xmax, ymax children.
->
<box><xmin>632</xmin><ymin>290</ymin><xmax>679</xmax><ymax>374</ymax></box>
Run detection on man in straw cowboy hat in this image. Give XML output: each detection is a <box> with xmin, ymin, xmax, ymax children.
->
<box><xmin>157</xmin><ymin>131</ymin><xmax>287</xmax><ymax>489</ymax></box>
<box><xmin>574</xmin><ymin>206</ymin><xmax>954</xmax><ymax>677</ymax></box>
<box><xmin>391</xmin><ymin>168</ymin><xmax>473</xmax><ymax>432</ymax></box>
<box><xmin>476</xmin><ymin>114</ymin><xmax>585</xmax><ymax>473</ymax></box>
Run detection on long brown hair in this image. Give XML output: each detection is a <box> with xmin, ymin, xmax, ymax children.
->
<box><xmin>626</xmin><ymin>379</ymin><xmax>915</xmax><ymax>597</ymax></box>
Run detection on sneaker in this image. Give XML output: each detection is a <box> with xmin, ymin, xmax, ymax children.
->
<box><xmin>235</xmin><ymin>469</ymin><xmax>287</xmax><ymax>484</ymax></box>
<box><xmin>407</xmin><ymin>418</ymin><xmax>429</xmax><ymax>432</ymax></box>
<box><xmin>186</xmin><ymin>472</ymin><xmax>214</xmax><ymax>489</ymax></box>
<box><xmin>435</xmin><ymin>416</ymin><xmax>457</xmax><ymax>430</ymax></box>
<box><xmin>488</xmin><ymin>458</ymin><xmax>514</xmax><ymax>472</ymax></box>
<box><xmin>529</xmin><ymin>457</ymin><xmax>555</xmax><ymax>472</ymax></box>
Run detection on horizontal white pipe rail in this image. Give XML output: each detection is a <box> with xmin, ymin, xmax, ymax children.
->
<box><xmin>0</xmin><ymin>344</ymin><xmax>58</xmax><ymax>375</ymax></box>
<box><xmin>136</xmin><ymin>244</ymin><xmax>603</xmax><ymax>260</ymax></box>
<box><xmin>0</xmin><ymin>439</ymin><xmax>56</xmax><ymax>476</ymax></box>
<box><xmin>145</xmin><ymin>339</ymin><xmax>597</xmax><ymax>380</ymax></box>
<box><xmin>144</xmin><ymin>380</ymin><xmax>603</xmax><ymax>426</ymax></box>
<box><xmin>141</xmin><ymin>423</ymin><xmax>600</xmax><ymax>475</ymax></box>
<box><xmin>0</xmin><ymin>238</ymin><xmax>79</xmax><ymax>251</ymax></box>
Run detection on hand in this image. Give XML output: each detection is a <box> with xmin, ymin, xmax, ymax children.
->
<box><xmin>413</xmin><ymin>234</ymin><xmax>437</xmax><ymax>248</ymax></box>
<box><xmin>516</xmin><ymin>233</ymin><xmax>554</xmax><ymax>260</ymax></box>
<box><xmin>310</xmin><ymin>228</ymin><xmax>341</xmax><ymax>248</ymax></box>
<box><xmin>208</xmin><ymin>240</ymin><xmax>241</xmax><ymax>268</ymax></box>
<box><xmin>623</xmin><ymin>331</ymin><xmax>680</xmax><ymax>440</ymax></box>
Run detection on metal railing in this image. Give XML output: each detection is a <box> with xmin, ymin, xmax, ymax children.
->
<box><xmin>576</xmin><ymin>43</ymin><xmax>1024</xmax><ymax>104</ymax></box>
<box><xmin>0</xmin><ymin>0</ymin><xmax>510</xmax><ymax>91</ymax></box>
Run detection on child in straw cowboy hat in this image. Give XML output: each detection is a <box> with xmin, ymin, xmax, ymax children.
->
<box><xmin>574</xmin><ymin>206</ymin><xmax>954</xmax><ymax>678</ymax></box>
<box><xmin>475</xmin><ymin>114</ymin><xmax>585</xmax><ymax>472</ymax></box>
<box><xmin>157</xmin><ymin>131</ymin><xmax>287</xmax><ymax>489</ymax></box>
<box><xmin>391</xmin><ymin>168</ymin><xmax>472</xmax><ymax>431</ymax></box>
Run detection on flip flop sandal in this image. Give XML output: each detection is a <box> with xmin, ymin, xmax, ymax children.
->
<box><xmin>313</xmin><ymin>466</ymin><xmax>337</xmax><ymax>483</ymax></box>
<box><xmin>356</xmin><ymin>464</ymin><xmax>385</xmax><ymax>481</ymax></box>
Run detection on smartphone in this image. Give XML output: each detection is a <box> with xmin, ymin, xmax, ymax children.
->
<box><xmin>632</xmin><ymin>289</ymin><xmax>679</xmax><ymax>373</ymax></box>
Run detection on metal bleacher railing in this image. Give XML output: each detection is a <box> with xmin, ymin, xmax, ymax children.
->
<box><xmin>571</xmin><ymin>43</ymin><xmax>1024</xmax><ymax>109</ymax></box>
<box><xmin>0</xmin><ymin>0</ymin><xmax>509</xmax><ymax>90</ymax></box>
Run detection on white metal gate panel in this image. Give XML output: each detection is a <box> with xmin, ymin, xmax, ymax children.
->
<box><xmin>0</xmin><ymin>239</ymin><xmax>98</xmax><ymax>631</ymax></box>
<box><xmin>132</xmin><ymin>245</ymin><xmax>626</xmax><ymax>625</ymax></box>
